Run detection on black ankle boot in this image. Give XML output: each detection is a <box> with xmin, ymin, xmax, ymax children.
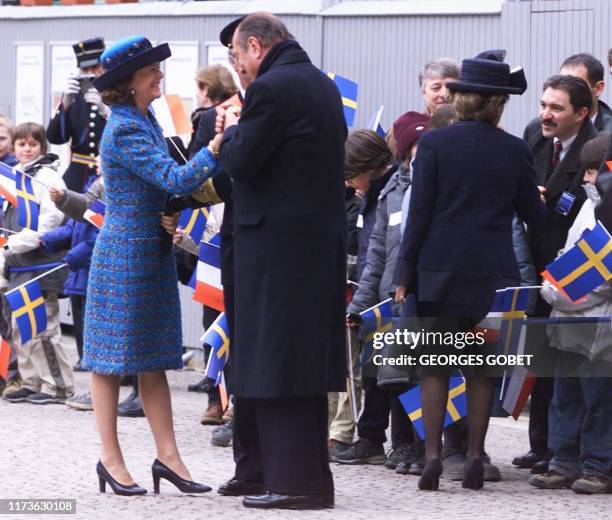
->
<box><xmin>97</xmin><ymin>461</ymin><xmax>147</xmax><ymax>496</ymax></box>
<box><xmin>151</xmin><ymin>459</ymin><xmax>212</xmax><ymax>494</ymax></box>
<box><xmin>418</xmin><ymin>458</ymin><xmax>442</xmax><ymax>491</ymax></box>
<box><xmin>462</xmin><ymin>457</ymin><xmax>484</xmax><ymax>490</ymax></box>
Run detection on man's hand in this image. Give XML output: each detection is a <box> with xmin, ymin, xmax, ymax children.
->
<box><xmin>215</xmin><ymin>111</ymin><xmax>226</xmax><ymax>135</ymax></box>
<box><xmin>62</xmin><ymin>73</ymin><xmax>81</xmax><ymax>109</ymax></box>
<box><xmin>224</xmin><ymin>107</ymin><xmax>240</xmax><ymax>130</ymax></box>
<box><xmin>49</xmin><ymin>187</ymin><xmax>66</xmax><ymax>204</ymax></box>
<box><xmin>160</xmin><ymin>213</ymin><xmax>179</xmax><ymax>235</ymax></box>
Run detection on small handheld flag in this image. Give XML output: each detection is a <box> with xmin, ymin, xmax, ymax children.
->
<box><xmin>0</xmin><ymin>338</ymin><xmax>10</xmax><ymax>380</ymax></box>
<box><xmin>179</xmin><ymin>207</ymin><xmax>209</xmax><ymax>245</ymax></box>
<box><xmin>151</xmin><ymin>94</ymin><xmax>192</xmax><ymax>137</ymax></box>
<box><xmin>358</xmin><ymin>298</ymin><xmax>393</xmax><ymax>366</ymax></box>
<box><xmin>326</xmin><ymin>72</ymin><xmax>358</xmax><ymax>127</ymax></box>
<box><xmin>5</xmin><ymin>280</ymin><xmax>47</xmax><ymax>344</ymax></box>
<box><xmin>399</xmin><ymin>376</ymin><xmax>468</xmax><ymax>439</ymax></box>
<box><xmin>193</xmin><ymin>236</ymin><xmax>224</xmax><ymax>311</ymax></box>
<box><xmin>542</xmin><ymin>221</ymin><xmax>612</xmax><ymax>302</ymax></box>
<box><xmin>0</xmin><ymin>162</ymin><xmax>18</xmax><ymax>206</ymax></box>
<box><xmin>15</xmin><ymin>171</ymin><xmax>39</xmax><ymax>231</ymax></box>
<box><xmin>368</xmin><ymin>105</ymin><xmax>385</xmax><ymax>137</ymax></box>
<box><xmin>201</xmin><ymin>312</ymin><xmax>230</xmax><ymax>385</ymax></box>
<box><xmin>83</xmin><ymin>200</ymin><xmax>105</xmax><ymax>229</ymax></box>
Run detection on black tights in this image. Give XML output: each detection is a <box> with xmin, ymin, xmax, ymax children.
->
<box><xmin>421</xmin><ymin>376</ymin><xmax>493</xmax><ymax>462</ymax></box>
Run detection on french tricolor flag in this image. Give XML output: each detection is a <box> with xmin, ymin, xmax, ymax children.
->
<box><xmin>0</xmin><ymin>162</ymin><xmax>18</xmax><ymax>206</ymax></box>
<box><xmin>83</xmin><ymin>200</ymin><xmax>105</xmax><ymax>229</ymax></box>
<box><xmin>192</xmin><ymin>237</ymin><xmax>224</xmax><ymax>312</ymax></box>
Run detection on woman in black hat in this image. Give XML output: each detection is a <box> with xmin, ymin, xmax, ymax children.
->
<box><xmin>82</xmin><ymin>36</ymin><xmax>222</xmax><ymax>496</ymax></box>
<box><xmin>394</xmin><ymin>55</ymin><xmax>546</xmax><ymax>490</ymax></box>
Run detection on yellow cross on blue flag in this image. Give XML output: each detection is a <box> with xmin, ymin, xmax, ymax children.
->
<box><xmin>326</xmin><ymin>72</ymin><xmax>358</xmax><ymax>127</ymax></box>
<box><xmin>201</xmin><ymin>312</ymin><xmax>229</xmax><ymax>385</ymax></box>
<box><xmin>542</xmin><ymin>221</ymin><xmax>612</xmax><ymax>302</ymax></box>
<box><xmin>15</xmin><ymin>171</ymin><xmax>39</xmax><ymax>231</ymax></box>
<box><xmin>5</xmin><ymin>280</ymin><xmax>47</xmax><ymax>344</ymax></box>
<box><xmin>399</xmin><ymin>376</ymin><xmax>467</xmax><ymax>439</ymax></box>
<box><xmin>496</xmin><ymin>286</ymin><xmax>538</xmax><ymax>357</ymax></box>
<box><xmin>358</xmin><ymin>298</ymin><xmax>394</xmax><ymax>366</ymax></box>
<box><xmin>179</xmin><ymin>206</ymin><xmax>209</xmax><ymax>244</ymax></box>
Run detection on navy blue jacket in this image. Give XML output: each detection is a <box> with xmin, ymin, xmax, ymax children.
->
<box><xmin>42</xmin><ymin>217</ymin><xmax>99</xmax><ymax>295</ymax></box>
<box><xmin>396</xmin><ymin>121</ymin><xmax>546</xmax><ymax>307</ymax></box>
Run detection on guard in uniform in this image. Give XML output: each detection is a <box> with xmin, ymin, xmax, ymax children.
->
<box><xmin>47</xmin><ymin>37</ymin><xmax>107</xmax><ymax>193</ymax></box>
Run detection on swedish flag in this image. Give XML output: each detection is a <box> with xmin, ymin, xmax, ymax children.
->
<box><xmin>358</xmin><ymin>298</ymin><xmax>393</xmax><ymax>365</ymax></box>
<box><xmin>202</xmin><ymin>313</ymin><xmax>229</xmax><ymax>385</ymax></box>
<box><xmin>497</xmin><ymin>286</ymin><xmax>537</xmax><ymax>357</ymax></box>
<box><xmin>179</xmin><ymin>206</ymin><xmax>209</xmax><ymax>244</ymax></box>
<box><xmin>542</xmin><ymin>221</ymin><xmax>612</xmax><ymax>302</ymax></box>
<box><xmin>5</xmin><ymin>280</ymin><xmax>47</xmax><ymax>344</ymax></box>
<box><xmin>15</xmin><ymin>171</ymin><xmax>39</xmax><ymax>231</ymax></box>
<box><xmin>326</xmin><ymin>72</ymin><xmax>358</xmax><ymax>127</ymax></box>
<box><xmin>399</xmin><ymin>376</ymin><xmax>468</xmax><ymax>439</ymax></box>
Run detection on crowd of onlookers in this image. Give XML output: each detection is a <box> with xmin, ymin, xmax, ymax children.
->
<box><xmin>0</xmin><ymin>41</ymin><xmax>610</xmax><ymax>495</ymax></box>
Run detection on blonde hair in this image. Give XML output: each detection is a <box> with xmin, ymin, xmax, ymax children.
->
<box><xmin>448</xmin><ymin>91</ymin><xmax>508</xmax><ymax>125</ymax></box>
<box><xmin>0</xmin><ymin>115</ymin><xmax>14</xmax><ymax>138</ymax></box>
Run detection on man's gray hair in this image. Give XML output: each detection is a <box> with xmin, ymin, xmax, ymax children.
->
<box><xmin>419</xmin><ymin>58</ymin><xmax>460</xmax><ymax>89</ymax></box>
<box><xmin>236</xmin><ymin>12</ymin><xmax>294</xmax><ymax>50</ymax></box>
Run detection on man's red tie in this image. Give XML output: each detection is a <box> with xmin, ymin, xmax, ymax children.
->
<box><xmin>551</xmin><ymin>141</ymin><xmax>563</xmax><ymax>168</ymax></box>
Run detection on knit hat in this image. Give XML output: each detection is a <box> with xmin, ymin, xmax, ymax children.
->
<box><xmin>392</xmin><ymin>111</ymin><xmax>431</xmax><ymax>161</ymax></box>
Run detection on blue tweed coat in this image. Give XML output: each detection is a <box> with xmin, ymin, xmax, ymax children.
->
<box><xmin>82</xmin><ymin>103</ymin><xmax>218</xmax><ymax>375</ymax></box>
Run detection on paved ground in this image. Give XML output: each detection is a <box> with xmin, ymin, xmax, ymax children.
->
<box><xmin>1</xmin><ymin>335</ymin><xmax>610</xmax><ymax>520</ymax></box>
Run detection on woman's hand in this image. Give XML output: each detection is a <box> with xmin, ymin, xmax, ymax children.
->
<box><xmin>215</xmin><ymin>111</ymin><xmax>225</xmax><ymax>135</ymax></box>
<box><xmin>49</xmin><ymin>187</ymin><xmax>66</xmax><ymax>203</ymax></box>
<box><xmin>210</xmin><ymin>133</ymin><xmax>223</xmax><ymax>152</ymax></box>
<box><xmin>172</xmin><ymin>228</ymin><xmax>184</xmax><ymax>246</ymax></box>
<box><xmin>160</xmin><ymin>213</ymin><xmax>179</xmax><ymax>235</ymax></box>
<box><xmin>394</xmin><ymin>285</ymin><xmax>408</xmax><ymax>304</ymax></box>
<box><xmin>224</xmin><ymin>107</ymin><xmax>240</xmax><ymax>130</ymax></box>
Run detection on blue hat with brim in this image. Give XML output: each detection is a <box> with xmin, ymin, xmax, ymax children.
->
<box><xmin>94</xmin><ymin>36</ymin><xmax>171</xmax><ymax>92</ymax></box>
<box><xmin>447</xmin><ymin>58</ymin><xmax>527</xmax><ymax>96</ymax></box>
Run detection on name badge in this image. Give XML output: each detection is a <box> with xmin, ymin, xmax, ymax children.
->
<box><xmin>555</xmin><ymin>191</ymin><xmax>576</xmax><ymax>216</ymax></box>
<box><xmin>356</xmin><ymin>214</ymin><xmax>364</xmax><ymax>228</ymax></box>
<box><xmin>389</xmin><ymin>211</ymin><xmax>402</xmax><ymax>227</ymax></box>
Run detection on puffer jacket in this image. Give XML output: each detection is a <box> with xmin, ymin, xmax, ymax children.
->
<box><xmin>541</xmin><ymin>184</ymin><xmax>612</xmax><ymax>362</ymax></box>
<box><xmin>348</xmin><ymin>163</ymin><xmax>410</xmax><ymax>316</ymax></box>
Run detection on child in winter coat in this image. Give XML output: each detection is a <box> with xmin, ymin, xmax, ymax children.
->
<box><xmin>530</xmin><ymin>134</ymin><xmax>612</xmax><ymax>494</ymax></box>
<box><xmin>1</xmin><ymin>122</ymin><xmax>72</xmax><ymax>404</ymax></box>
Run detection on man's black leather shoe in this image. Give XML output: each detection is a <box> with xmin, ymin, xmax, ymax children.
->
<box><xmin>118</xmin><ymin>392</ymin><xmax>145</xmax><ymax>418</ymax></box>
<box><xmin>242</xmin><ymin>492</ymin><xmax>334</xmax><ymax>510</ymax></box>
<box><xmin>217</xmin><ymin>478</ymin><xmax>265</xmax><ymax>496</ymax></box>
<box><xmin>512</xmin><ymin>450</ymin><xmax>542</xmax><ymax>469</ymax></box>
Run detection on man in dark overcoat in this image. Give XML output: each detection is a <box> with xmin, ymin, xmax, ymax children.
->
<box><xmin>513</xmin><ymin>75</ymin><xmax>598</xmax><ymax>474</ymax></box>
<box><xmin>47</xmin><ymin>37</ymin><xmax>107</xmax><ymax>193</ymax></box>
<box><xmin>215</xmin><ymin>12</ymin><xmax>347</xmax><ymax>510</ymax></box>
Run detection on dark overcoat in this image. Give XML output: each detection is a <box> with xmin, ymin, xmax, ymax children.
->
<box><xmin>219</xmin><ymin>40</ymin><xmax>347</xmax><ymax>398</ymax></box>
<box><xmin>523</xmin><ymin>117</ymin><xmax>598</xmax><ymax>271</ymax></box>
<box><xmin>395</xmin><ymin>121</ymin><xmax>546</xmax><ymax>307</ymax></box>
<box><xmin>47</xmin><ymin>94</ymin><xmax>106</xmax><ymax>192</ymax></box>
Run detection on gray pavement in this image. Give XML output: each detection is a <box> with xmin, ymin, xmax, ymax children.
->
<box><xmin>1</xmin><ymin>335</ymin><xmax>610</xmax><ymax>520</ymax></box>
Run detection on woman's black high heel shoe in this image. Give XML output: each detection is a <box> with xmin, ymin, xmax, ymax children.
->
<box><xmin>97</xmin><ymin>461</ymin><xmax>147</xmax><ymax>496</ymax></box>
<box><xmin>418</xmin><ymin>458</ymin><xmax>443</xmax><ymax>491</ymax></box>
<box><xmin>462</xmin><ymin>457</ymin><xmax>484</xmax><ymax>490</ymax></box>
<box><xmin>151</xmin><ymin>459</ymin><xmax>212</xmax><ymax>494</ymax></box>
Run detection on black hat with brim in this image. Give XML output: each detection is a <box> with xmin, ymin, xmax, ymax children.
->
<box><xmin>220</xmin><ymin>16</ymin><xmax>246</xmax><ymax>48</ymax></box>
<box><xmin>94</xmin><ymin>36</ymin><xmax>171</xmax><ymax>92</ymax></box>
<box><xmin>447</xmin><ymin>58</ymin><xmax>527</xmax><ymax>96</ymax></box>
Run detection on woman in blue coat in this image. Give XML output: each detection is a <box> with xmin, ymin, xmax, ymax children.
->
<box><xmin>394</xmin><ymin>56</ymin><xmax>546</xmax><ymax>491</ymax></box>
<box><xmin>83</xmin><ymin>36</ymin><xmax>221</xmax><ymax>496</ymax></box>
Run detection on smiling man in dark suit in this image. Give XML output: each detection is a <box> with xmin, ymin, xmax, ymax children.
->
<box><xmin>514</xmin><ymin>75</ymin><xmax>598</xmax><ymax>474</ymax></box>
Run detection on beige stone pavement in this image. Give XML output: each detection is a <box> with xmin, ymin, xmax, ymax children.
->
<box><xmin>0</xmin><ymin>334</ymin><xmax>610</xmax><ymax>520</ymax></box>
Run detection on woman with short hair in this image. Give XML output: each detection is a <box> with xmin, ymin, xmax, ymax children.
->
<box><xmin>394</xmin><ymin>56</ymin><xmax>546</xmax><ymax>491</ymax></box>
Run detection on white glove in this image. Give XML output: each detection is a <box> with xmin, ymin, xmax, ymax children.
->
<box><xmin>84</xmin><ymin>90</ymin><xmax>109</xmax><ymax>118</ymax></box>
<box><xmin>62</xmin><ymin>73</ymin><xmax>81</xmax><ymax>109</ymax></box>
